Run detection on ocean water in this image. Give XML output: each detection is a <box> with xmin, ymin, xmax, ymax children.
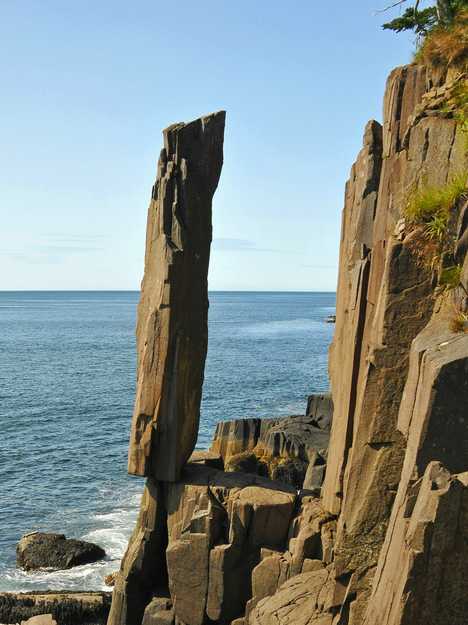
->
<box><xmin>0</xmin><ymin>291</ymin><xmax>335</xmax><ymax>591</ymax></box>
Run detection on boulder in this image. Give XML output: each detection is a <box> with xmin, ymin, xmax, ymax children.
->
<box><xmin>257</xmin><ymin>416</ymin><xmax>329</xmax><ymax>467</ymax></box>
<box><xmin>16</xmin><ymin>533</ymin><xmax>105</xmax><ymax>571</ymax></box>
<box><xmin>306</xmin><ymin>393</ymin><xmax>333</xmax><ymax>431</ymax></box>
<box><xmin>127</xmin><ymin>111</ymin><xmax>226</xmax><ymax>482</ymax></box>
<box><xmin>141</xmin><ymin>598</ymin><xmax>174</xmax><ymax>625</ymax></box>
<box><xmin>247</xmin><ymin>569</ymin><xmax>334</xmax><ymax>625</ymax></box>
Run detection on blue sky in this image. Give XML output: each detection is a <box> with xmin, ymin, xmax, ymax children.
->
<box><xmin>1</xmin><ymin>1</ymin><xmax>415</xmax><ymax>291</ymax></box>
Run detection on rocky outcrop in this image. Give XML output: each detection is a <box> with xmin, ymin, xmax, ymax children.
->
<box><xmin>109</xmin><ymin>63</ymin><xmax>468</xmax><ymax>625</ymax></box>
<box><xmin>317</xmin><ymin>65</ymin><xmax>468</xmax><ymax>623</ymax></box>
<box><xmin>210</xmin><ymin>417</ymin><xmax>262</xmax><ymax>461</ymax></box>
<box><xmin>364</xmin><ymin>462</ymin><xmax>468</xmax><ymax>625</ymax></box>
<box><xmin>128</xmin><ymin>111</ymin><xmax>226</xmax><ymax>482</ymax></box>
<box><xmin>306</xmin><ymin>393</ymin><xmax>333</xmax><ymax>431</ymax></box>
<box><xmin>0</xmin><ymin>592</ymin><xmax>111</xmax><ymax>625</ymax></box>
<box><xmin>244</xmin><ymin>65</ymin><xmax>467</xmax><ymax>625</ymax></box>
<box><xmin>210</xmin><ymin>394</ymin><xmax>332</xmax><ymax>467</ymax></box>
<box><xmin>109</xmin><ymin>464</ymin><xmax>297</xmax><ymax>625</ymax></box>
<box><xmin>16</xmin><ymin>533</ymin><xmax>105</xmax><ymax>571</ymax></box>
<box><xmin>209</xmin><ymin>397</ymin><xmax>332</xmax><ymax>490</ymax></box>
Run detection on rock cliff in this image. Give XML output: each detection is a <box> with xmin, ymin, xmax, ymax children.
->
<box><xmin>108</xmin><ymin>62</ymin><xmax>468</xmax><ymax>625</ymax></box>
<box><xmin>128</xmin><ymin>111</ymin><xmax>225</xmax><ymax>482</ymax></box>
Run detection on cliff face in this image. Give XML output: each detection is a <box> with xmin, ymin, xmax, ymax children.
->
<box><xmin>108</xmin><ymin>63</ymin><xmax>468</xmax><ymax>625</ymax></box>
<box><xmin>319</xmin><ymin>65</ymin><xmax>468</xmax><ymax>624</ymax></box>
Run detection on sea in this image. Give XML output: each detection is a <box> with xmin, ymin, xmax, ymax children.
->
<box><xmin>0</xmin><ymin>290</ymin><xmax>335</xmax><ymax>591</ymax></box>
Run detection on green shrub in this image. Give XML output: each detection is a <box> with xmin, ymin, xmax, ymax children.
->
<box><xmin>439</xmin><ymin>263</ymin><xmax>463</xmax><ymax>289</ymax></box>
<box><xmin>450</xmin><ymin>310</ymin><xmax>468</xmax><ymax>332</ymax></box>
<box><xmin>424</xmin><ymin>212</ymin><xmax>449</xmax><ymax>241</ymax></box>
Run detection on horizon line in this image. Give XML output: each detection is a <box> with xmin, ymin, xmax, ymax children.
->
<box><xmin>0</xmin><ymin>289</ymin><xmax>337</xmax><ymax>294</ymax></box>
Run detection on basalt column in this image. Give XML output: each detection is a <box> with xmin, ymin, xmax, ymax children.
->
<box><xmin>128</xmin><ymin>111</ymin><xmax>226</xmax><ymax>482</ymax></box>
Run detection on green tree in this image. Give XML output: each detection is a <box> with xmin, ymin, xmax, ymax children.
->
<box><xmin>381</xmin><ymin>0</ymin><xmax>468</xmax><ymax>35</ymax></box>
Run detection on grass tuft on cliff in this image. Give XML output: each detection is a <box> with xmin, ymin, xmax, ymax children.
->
<box><xmin>382</xmin><ymin>2</ymin><xmax>468</xmax><ymax>71</ymax></box>
<box><xmin>450</xmin><ymin>309</ymin><xmax>468</xmax><ymax>331</ymax></box>
<box><xmin>415</xmin><ymin>8</ymin><xmax>468</xmax><ymax>70</ymax></box>
<box><xmin>439</xmin><ymin>263</ymin><xmax>464</xmax><ymax>288</ymax></box>
<box><xmin>405</xmin><ymin>173</ymin><xmax>467</xmax><ymax>226</ymax></box>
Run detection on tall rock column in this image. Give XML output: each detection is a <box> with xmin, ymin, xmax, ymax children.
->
<box><xmin>322</xmin><ymin>119</ymin><xmax>382</xmax><ymax>516</ymax></box>
<box><xmin>128</xmin><ymin>111</ymin><xmax>226</xmax><ymax>482</ymax></box>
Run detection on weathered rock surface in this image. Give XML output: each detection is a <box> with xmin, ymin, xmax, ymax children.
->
<box><xmin>258</xmin><ymin>415</ymin><xmax>329</xmax><ymax>462</ymax></box>
<box><xmin>210</xmin><ymin>393</ymin><xmax>332</xmax><ymax>466</ymax></box>
<box><xmin>209</xmin><ymin>398</ymin><xmax>332</xmax><ymax>489</ymax></box>
<box><xmin>363</xmin><ymin>321</ymin><xmax>468</xmax><ymax>625</ymax></box>
<box><xmin>107</xmin><ymin>480</ymin><xmax>167</xmax><ymax>625</ymax></box>
<box><xmin>365</xmin><ymin>462</ymin><xmax>468</xmax><ymax>625</ymax></box>
<box><xmin>128</xmin><ymin>111</ymin><xmax>226</xmax><ymax>482</ymax></box>
<box><xmin>110</xmin><ymin>64</ymin><xmax>468</xmax><ymax>625</ymax></box>
<box><xmin>306</xmin><ymin>393</ymin><xmax>333</xmax><ymax>431</ymax></box>
<box><xmin>248</xmin><ymin>569</ymin><xmax>334</xmax><ymax>625</ymax></box>
<box><xmin>21</xmin><ymin>616</ymin><xmax>57</xmax><ymax>625</ymax></box>
<box><xmin>315</xmin><ymin>64</ymin><xmax>468</xmax><ymax>622</ymax></box>
<box><xmin>16</xmin><ymin>533</ymin><xmax>105</xmax><ymax>571</ymax></box>
<box><xmin>210</xmin><ymin>417</ymin><xmax>263</xmax><ymax>461</ymax></box>
<box><xmin>244</xmin><ymin>64</ymin><xmax>467</xmax><ymax>625</ymax></box>
<box><xmin>141</xmin><ymin>597</ymin><xmax>174</xmax><ymax>625</ymax></box>
<box><xmin>108</xmin><ymin>463</ymin><xmax>297</xmax><ymax>625</ymax></box>
<box><xmin>0</xmin><ymin>591</ymin><xmax>111</xmax><ymax>625</ymax></box>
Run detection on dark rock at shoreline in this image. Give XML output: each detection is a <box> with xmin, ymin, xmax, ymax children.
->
<box><xmin>305</xmin><ymin>393</ymin><xmax>333</xmax><ymax>431</ymax></box>
<box><xmin>210</xmin><ymin>394</ymin><xmax>333</xmax><ymax>467</ymax></box>
<box><xmin>16</xmin><ymin>532</ymin><xmax>106</xmax><ymax>571</ymax></box>
<box><xmin>0</xmin><ymin>591</ymin><xmax>111</xmax><ymax>625</ymax></box>
<box><xmin>259</xmin><ymin>416</ymin><xmax>329</xmax><ymax>462</ymax></box>
<box><xmin>208</xmin><ymin>397</ymin><xmax>333</xmax><ymax>489</ymax></box>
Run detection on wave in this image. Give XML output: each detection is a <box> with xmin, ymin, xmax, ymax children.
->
<box><xmin>0</xmin><ymin>491</ymin><xmax>141</xmax><ymax>592</ymax></box>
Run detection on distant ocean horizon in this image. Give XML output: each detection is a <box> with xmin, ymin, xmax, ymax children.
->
<box><xmin>0</xmin><ymin>290</ymin><xmax>335</xmax><ymax>591</ymax></box>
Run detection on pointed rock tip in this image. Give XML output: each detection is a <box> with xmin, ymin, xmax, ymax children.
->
<box><xmin>163</xmin><ymin>110</ymin><xmax>226</xmax><ymax>135</ymax></box>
